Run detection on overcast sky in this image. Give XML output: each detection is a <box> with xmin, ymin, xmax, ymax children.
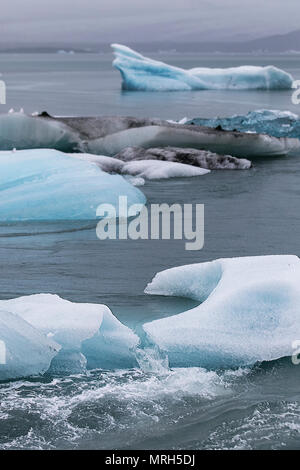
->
<box><xmin>0</xmin><ymin>0</ymin><xmax>299</xmax><ymax>45</ymax></box>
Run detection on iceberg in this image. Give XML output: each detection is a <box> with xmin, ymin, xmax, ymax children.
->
<box><xmin>144</xmin><ymin>255</ymin><xmax>300</xmax><ymax>369</ymax></box>
<box><xmin>0</xmin><ymin>308</ymin><xmax>59</xmax><ymax>381</ymax></box>
<box><xmin>0</xmin><ymin>112</ymin><xmax>297</xmax><ymax>158</ymax></box>
<box><xmin>85</xmin><ymin>121</ymin><xmax>297</xmax><ymax>158</ymax></box>
<box><xmin>112</xmin><ymin>44</ymin><xmax>294</xmax><ymax>91</ymax></box>
<box><xmin>1</xmin><ymin>294</ymin><xmax>139</xmax><ymax>372</ymax></box>
<box><xmin>0</xmin><ymin>149</ymin><xmax>146</xmax><ymax>221</ymax></box>
<box><xmin>187</xmin><ymin>109</ymin><xmax>300</xmax><ymax>140</ymax></box>
<box><xmin>114</xmin><ymin>147</ymin><xmax>252</xmax><ymax>170</ymax></box>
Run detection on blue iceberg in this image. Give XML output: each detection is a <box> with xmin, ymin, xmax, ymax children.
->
<box><xmin>188</xmin><ymin>109</ymin><xmax>300</xmax><ymax>139</ymax></box>
<box><xmin>0</xmin><ymin>149</ymin><xmax>146</xmax><ymax>221</ymax></box>
<box><xmin>112</xmin><ymin>44</ymin><xmax>294</xmax><ymax>91</ymax></box>
<box><xmin>144</xmin><ymin>255</ymin><xmax>300</xmax><ymax>369</ymax></box>
<box><xmin>0</xmin><ymin>308</ymin><xmax>60</xmax><ymax>381</ymax></box>
<box><xmin>1</xmin><ymin>294</ymin><xmax>139</xmax><ymax>375</ymax></box>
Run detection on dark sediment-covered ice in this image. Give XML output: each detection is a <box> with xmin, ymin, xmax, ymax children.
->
<box><xmin>0</xmin><ymin>111</ymin><xmax>297</xmax><ymax>158</ymax></box>
<box><xmin>114</xmin><ymin>146</ymin><xmax>252</xmax><ymax>170</ymax></box>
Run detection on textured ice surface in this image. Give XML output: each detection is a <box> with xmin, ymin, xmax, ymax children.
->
<box><xmin>85</xmin><ymin>123</ymin><xmax>299</xmax><ymax>158</ymax></box>
<box><xmin>115</xmin><ymin>147</ymin><xmax>252</xmax><ymax>170</ymax></box>
<box><xmin>188</xmin><ymin>109</ymin><xmax>300</xmax><ymax>140</ymax></box>
<box><xmin>0</xmin><ymin>112</ymin><xmax>297</xmax><ymax>158</ymax></box>
<box><xmin>73</xmin><ymin>153</ymin><xmax>210</xmax><ymax>179</ymax></box>
<box><xmin>0</xmin><ymin>309</ymin><xmax>59</xmax><ymax>381</ymax></box>
<box><xmin>112</xmin><ymin>44</ymin><xmax>294</xmax><ymax>91</ymax></box>
<box><xmin>144</xmin><ymin>255</ymin><xmax>300</xmax><ymax>369</ymax></box>
<box><xmin>1</xmin><ymin>294</ymin><xmax>139</xmax><ymax>372</ymax></box>
<box><xmin>0</xmin><ymin>149</ymin><xmax>146</xmax><ymax>221</ymax></box>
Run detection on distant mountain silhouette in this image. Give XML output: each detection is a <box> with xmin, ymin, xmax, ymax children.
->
<box><xmin>1</xmin><ymin>30</ymin><xmax>299</xmax><ymax>53</ymax></box>
<box><xmin>135</xmin><ymin>29</ymin><xmax>300</xmax><ymax>53</ymax></box>
<box><xmin>230</xmin><ymin>29</ymin><xmax>300</xmax><ymax>53</ymax></box>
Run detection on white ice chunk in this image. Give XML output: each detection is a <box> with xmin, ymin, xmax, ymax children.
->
<box><xmin>112</xmin><ymin>44</ymin><xmax>294</xmax><ymax>91</ymax></box>
<box><xmin>0</xmin><ymin>309</ymin><xmax>59</xmax><ymax>381</ymax></box>
<box><xmin>72</xmin><ymin>153</ymin><xmax>210</xmax><ymax>179</ymax></box>
<box><xmin>121</xmin><ymin>159</ymin><xmax>210</xmax><ymax>179</ymax></box>
<box><xmin>144</xmin><ymin>255</ymin><xmax>300</xmax><ymax>369</ymax></box>
<box><xmin>0</xmin><ymin>149</ymin><xmax>146</xmax><ymax>221</ymax></box>
<box><xmin>1</xmin><ymin>294</ymin><xmax>139</xmax><ymax>371</ymax></box>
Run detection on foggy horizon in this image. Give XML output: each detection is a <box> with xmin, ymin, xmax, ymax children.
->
<box><xmin>0</xmin><ymin>0</ymin><xmax>299</xmax><ymax>49</ymax></box>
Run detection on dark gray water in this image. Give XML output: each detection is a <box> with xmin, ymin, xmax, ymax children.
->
<box><xmin>0</xmin><ymin>53</ymin><xmax>300</xmax><ymax>449</ymax></box>
<box><xmin>1</xmin><ymin>52</ymin><xmax>300</xmax><ymax>118</ymax></box>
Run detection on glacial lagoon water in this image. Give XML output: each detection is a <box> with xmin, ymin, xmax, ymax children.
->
<box><xmin>1</xmin><ymin>53</ymin><xmax>300</xmax><ymax>449</ymax></box>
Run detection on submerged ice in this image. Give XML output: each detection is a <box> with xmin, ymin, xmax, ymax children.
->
<box><xmin>0</xmin><ymin>149</ymin><xmax>145</xmax><ymax>221</ymax></box>
<box><xmin>112</xmin><ymin>44</ymin><xmax>294</xmax><ymax>92</ymax></box>
<box><xmin>144</xmin><ymin>255</ymin><xmax>300</xmax><ymax>369</ymax></box>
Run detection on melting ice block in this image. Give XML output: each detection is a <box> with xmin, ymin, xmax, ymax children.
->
<box><xmin>0</xmin><ymin>309</ymin><xmax>59</xmax><ymax>381</ymax></box>
<box><xmin>85</xmin><ymin>122</ymin><xmax>298</xmax><ymax>158</ymax></box>
<box><xmin>121</xmin><ymin>160</ymin><xmax>210</xmax><ymax>179</ymax></box>
<box><xmin>0</xmin><ymin>149</ymin><xmax>146</xmax><ymax>221</ymax></box>
<box><xmin>72</xmin><ymin>153</ymin><xmax>210</xmax><ymax>179</ymax></box>
<box><xmin>144</xmin><ymin>255</ymin><xmax>300</xmax><ymax>369</ymax></box>
<box><xmin>112</xmin><ymin>44</ymin><xmax>294</xmax><ymax>91</ymax></box>
<box><xmin>1</xmin><ymin>294</ymin><xmax>139</xmax><ymax>371</ymax></box>
<box><xmin>188</xmin><ymin>109</ymin><xmax>300</xmax><ymax>140</ymax></box>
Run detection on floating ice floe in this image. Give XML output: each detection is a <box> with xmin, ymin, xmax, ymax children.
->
<box><xmin>144</xmin><ymin>255</ymin><xmax>300</xmax><ymax>369</ymax></box>
<box><xmin>0</xmin><ymin>149</ymin><xmax>145</xmax><ymax>221</ymax></box>
<box><xmin>82</xmin><ymin>122</ymin><xmax>299</xmax><ymax>158</ymax></box>
<box><xmin>112</xmin><ymin>44</ymin><xmax>294</xmax><ymax>91</ymax></box>
<box><xmin>0</xmin><ymin>308</ymin><xmax>60</xmax><ymax>381</ymax></box>
<box><xmin>115</xmin><ymin>147</ymin><xmax>251</xmax><ymax>170</ymax></box>
<box><xmin>120</xmin><ymin>159</ymin><xmax>210</xmax><ymax>179</ymax></box>
<box><xmin>188</xmin><ymin>109</ymin><xmax>300</xmax><ymax>140</ymax></box>
<box><xmin>0</xmin><ymin>112</ymin><xmax>297</xmax><ymax>158</ymax></box>
<box><xmin>72</xmin><ymin>153</ymin><xmax>211</xmax><ymax>179</ymax></box>
<box><xmin>0</xmin><ymin>294</ymin><xmax>139</xmax><ymax>377</ymax></box>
